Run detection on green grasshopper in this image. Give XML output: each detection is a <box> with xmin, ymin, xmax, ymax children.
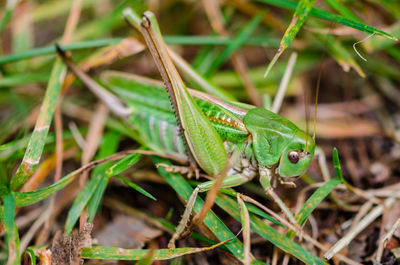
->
<box><xmin>58</xmin><ymin>10</ymin><xmax>315</xmax><ymax>249</ymax></box>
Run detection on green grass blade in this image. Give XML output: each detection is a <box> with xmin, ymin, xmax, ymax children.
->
<box><xmin>65</xmin><ymin>174</ymin><xmax>102</xmax><ymax>235</ymax></box>
<box><xmin>206</xmin><ymin>13</ymin><xmax>263</xmax><ymax>76</ymax></box>
<box><xmin>296</xmin><ymin>178</ymin><xmax>342</xmax><ymax>225</ymax></box>
<box><xmin>14</xmin><ymin>167</ymin><xmax>78</xmax><ymax>206</ymax></box>
<box><xmin>215</xmin><ymin>193</ymin><xmax>327</xmax><ymax>265</ymax></box>
<box><xmin>0</xmin><ymin>36</ymin><xmax>279</xmax><ymax>65</ymax></box>
<box><xmin>286</xmin><ymin>177</ymin><xmax>342</xmax><ymax>238</ymax></box>
<box><xmin>0</xmin><ymin>73</ymin><xmax>49</xmax><ymax>87</ymax></box>
<box><xmin>81</xmin><ymin>245</ymin><xmax>238</xmax><ymax>261</ymax></box>
<box><xmin>10</xmin><ymin>59</ymin><xmax>66</xmax><ymax>191</ymax></box>
<box><xmin>105</xmin><ymin>151</ymin><xmax>143</xmax><ymax>176</ymax></box>
<box><xmin>257</xmin><ymin>0</ymin><xmax>398</xmax><ymax>40</ymax></box>
<box><xmin>264</xmin><ymin>0</ymin><xmax>315</xmax><ymax>78</ymax></box>
<box><xmin>0</xmin><ymin>38</ymin><xmax>124</xmax><ymax>64</ymax></box>
<box><xmin>323</xmin><ymin>0</ymin><xmax>362</xmax><ymax>22</ymax></box>
<box><xmin>332</xmin><ymin>147</ymin><xmax>344</xmax><ymax>182</ymax></box>
<box><xmin>153</xmin><ymin>157</ymin><xmax>265</xmax><ymax>264</ymax></box>
<box><xmin>87</xmin><ymin>179</ymin><xmax>108</xmax><ymax>223</ymax></box>
<box><xmin>0</xmin><ymin>0</ymin><xmax>19</xmax><ymax>35</ymax></box>
<box><xmin>88</xmin><ymin>147</ymin><xmax>146</xmax><ymax>222</ymax></box>
<box><xmin>2</xmin><ymin>193</ymin><xmax>20</xmax><ymax>265</ymax></box>
<box><xmin>114</xmin><ymin>175</ymin><xmax>156</xmax><ymax>201</ymax></box>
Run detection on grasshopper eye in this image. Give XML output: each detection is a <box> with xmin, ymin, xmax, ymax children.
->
<box><xmin>288</xmin><ymin>151</ymin><xmax>300</xmax><ymax>164</ymax></box>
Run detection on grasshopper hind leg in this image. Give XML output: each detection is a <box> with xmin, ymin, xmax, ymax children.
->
<box><xmin>168</xmin><ymin>167</ymin><xmax>257</xmax><ymax>248</ymax></box>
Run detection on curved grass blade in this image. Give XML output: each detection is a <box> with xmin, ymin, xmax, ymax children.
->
<box><xmin>14</xmin><ymin>167</ymin><xmax>76</xmax><ymax>207</ymax></box>
<box><xmin>153</xmin><ymin>157</ymin><xmax>265</xmax><ymax>264</ymax></box>
<box><xmin>24</xmin><ymin>248</ymin><xmax>36</xmax><ymax>265</ymax></box>
<box><xmin>13</xmin><ymin>150</ymin><xmax>133</xmax><ymax>207</ymax></box>
<box><xmin>215</xmin><ymin>193</ymin><xmax>327</xmax><ymax>265</ymax></box>
<box><xmin>257</xmin><ymin>0</ymin><xmax>398</xmax><ymax>40</ymax></box>
<box><xmin>264</xmin><ymin>0</ymin><xmax>315</xmax><ymax>78</ymax></box>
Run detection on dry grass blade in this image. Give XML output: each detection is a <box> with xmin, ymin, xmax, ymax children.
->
<box><xmin>80</xmin><ymin>103</ymin><xmax>109</xmax><ymax>186</ymax></box>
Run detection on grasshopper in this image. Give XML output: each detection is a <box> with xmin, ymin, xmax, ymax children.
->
<box><xmin>58</xmin><ymin>10</ymin><xmax>315</xmax><ymax>249</ymax></box>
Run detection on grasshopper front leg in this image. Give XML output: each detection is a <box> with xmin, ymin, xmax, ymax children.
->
<box><xmin>140</xmin><ymin>12</ymin><xmax>227</xmax><ymax>178</ymax></box>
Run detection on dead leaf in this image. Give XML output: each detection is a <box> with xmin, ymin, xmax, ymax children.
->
<box><xmin>95</xmin><ymin>215</ymin><xmax>162</xmax><ymax>249</ymax></box>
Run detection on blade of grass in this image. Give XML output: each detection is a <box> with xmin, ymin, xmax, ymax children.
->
<box><xmin>0</xmin><ymin>0</ymin><xmax>19</xmax><ymax>35</ymax></box>
<box><xmin>264</xmin><ymin>0</ymin><xmax>315</xmax><ymax>78</ymax></box>
<box><xmin>13</xmin><ymin>150</ymin><xmax>135</xmax><ymax>207</ymax></box>
<box><xmin>286</xmin><ymin>177</ymin><xmax>342</xmax><ymax>239</ymax></box>
<box><xmin>257</xmin><ymin>0</ymin><xmax>398</xmax><ymax>40</ymax></box>
<box><xmin>10</xmin><ymin>58</ymin><xmax>66</xmax><ymax>191</ymax></box>
<box><xmin>0</xmin><ymin>38</ymin><xmax>123</xmax><ymax>64</ymax></box>
<box><xmin>10</xmin><ymin>2</ymin><xmax>33</xmax><ymax>72</ymax></box>
<box><xmin>2</xmin><ymin>193</ymin><xmax>20</xmax><ymax>265</ymax></box>
<box><xmin>114</xmin><ymin>175</ymin><xmax>156</xmax><ymax>201</ymax></box>
<box><xmin>0</xmin><ymin>36</ymin><xmax>280</xmax><ymax>65</ymax></box>
<box><xmin>81</xmin><ymin>242</ymin><xmax>238</xmax><ymax>261</ymax></box>
<box><xmin>65</xmin><ymin>173</ymin><xmax>103</xmax><ymax>235</ymax></box>
<box><xmin>0</xmin><ymin>73</ymin><xmax>49</xmax><ymax>87</ymax></box>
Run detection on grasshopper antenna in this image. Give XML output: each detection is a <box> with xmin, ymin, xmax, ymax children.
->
<box><xmin>313</xmin><ymin>60</ymin><xmax>322</xmax><ymax>141</ymax></box>
<box><xmin>303</xmin><ymin>82</ymin><xmax>310</xmax><ymax>152</ymax></box>
<box><xmin>55</xmin><ymin>43</ymin><xmax>131</xmax><ymax>117</ymax></box>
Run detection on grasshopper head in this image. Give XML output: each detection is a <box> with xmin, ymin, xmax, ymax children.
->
<box><xmin>278</xmin><ymin>130</ymin><xmax>315</xmax><ymax>178</ymax></box>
